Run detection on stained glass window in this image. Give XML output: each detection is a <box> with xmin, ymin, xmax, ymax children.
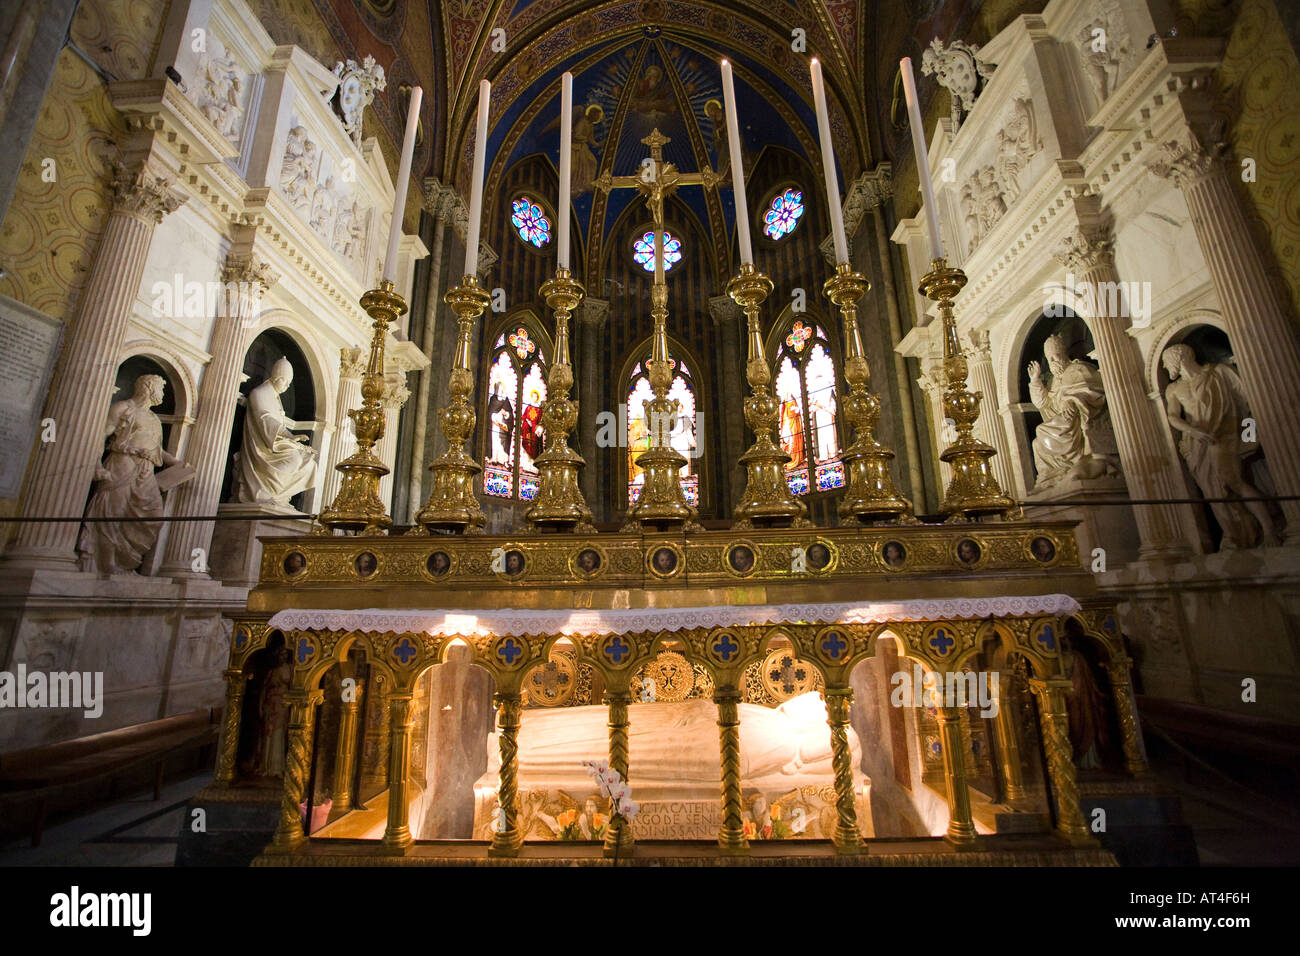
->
<box><xmin>763</xmin><ymin>188</ymin><xmax>805</xmax><ymax>240</ymax></box>
<box><xmin>511</xmin><ymin>196</ymin><xmax>551</xmax><ymax>247</ymax></box>
<box><xmin>627</xmin><ymin>349</ymin><xmax>698</xmax><ymax>507</ymax></box>
<box><xmin>485</xmin><ymin>325</ymin><xmax>547</xmax><ymax>499</ymax></box>
<box><xmin>632</xmin><ymin>230</ymin><xmax>682</xmax><ymax>272</ymax></box>
<box><xmin>774</xmin><ymin>322</ymin><xmax>843</xmax><ymax>495</ymax></box>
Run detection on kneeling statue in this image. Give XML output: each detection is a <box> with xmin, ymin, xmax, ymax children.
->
<box><xmin>233</xmin><ymin>357</ymin><xmax>317</xmax><ymax>508</ymax></box>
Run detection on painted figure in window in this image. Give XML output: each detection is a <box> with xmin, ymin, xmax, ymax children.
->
<box><xmin>521</xmin><ymin>388</ymin><xmax>544</xmax><ymax>462</ymax></box>
<box><xmin>487</xmin><ymin>381</ymin><xmax>515</xmax><ymax>466</ymax></box>
<box><xmin>781</xmin><ymin>397</ymin><xmax>805</xmax><ymax>469</ymax></box>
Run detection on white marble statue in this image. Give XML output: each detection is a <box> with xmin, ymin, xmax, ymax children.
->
<box><xmin>78</xmin><ymin>374</ymin><xmax>187</xmax><ymax>574</ymax></box>
<box><xmin>1028</xmin><ymin>333</ymin><xmax>1119</xmax><ymax>488</ymax></box>
<box><xmin>232</xmin><ymin>357</ymin><xmax>317</xmax><ymax>507</ymax></box>
<box><xmin>1162</xmin><ymin>344</ymin><xmax>1282</xmax><ymax>549</ymax></box>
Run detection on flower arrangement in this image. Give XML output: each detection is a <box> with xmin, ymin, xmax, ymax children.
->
<box><xmin>581</xmin><ymin>759</ymin><xmax>638</xmax><ymax>863</ymax></box>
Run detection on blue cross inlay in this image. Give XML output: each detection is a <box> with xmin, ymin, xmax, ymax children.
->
<box><xmin>604</xmin><ymin>636</ymin><xmax>630</xmax><ymax>665</ymax></box>
<box><xmin>821</xmin><ymin>631</ymin><xmax>848</xmax><ymax>660</ymax></box>
<box><xmin>1036</xmin><ymin>624</ymin><xmax>1057</xmax><ymax>651</ymax></box>
<box><xmin>296</xmin><ymin>636</ymin><xmax>314</xmax><ymax>664</ymax></box>
<box><xmin>497</xmin><ymin>638</ymin><xmax>523</xmax><ymax>666</ymax></box>
<box><xmin>712</xmin><ymin>634</ymin><xmax>739</xmax><ymax>662</ymax></box>
<box><xmin>393</xmin><ymin>637</ymin><xmax>417</xmax><ymax>665</ymax></box>
<box><xmin>234</xmin><ymin>629</ymin><xmax>248</xmax><ymax>649</ymax></box>
<box><xmin>929</xmin><ymin>629</ymin><xmax>954</xmax><ymax>656</ymax></box>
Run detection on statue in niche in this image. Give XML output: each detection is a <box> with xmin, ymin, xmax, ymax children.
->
<box><xmin>195</xmin><ymin>40</ymin><xmax>243</xmax><ymax>140</ymax></box>
<box><xmin>280</xmin><ymin>126</ymin><xmax>317</xmax><ymax>211</ymax></box>
<box><xmin>232</xmin><ymin>357</ymin><xmax>318</xmax><ymax>508</ymax></box>
<box><xmin>78</xmin><ymin>375</ymin><xmax>189</xmax><ymax>575</ymax></box>
<box><xmin>1060</xmin><ymin>633</ymin><xmax>1110</xmax><ymax>771</ymax></box>
<box><xmin>1162</xmin><ymin>344</ymin><xmax>1282</xmax><ymax>549</ymax></box>
<box><xmin>255</xmin><ymin>646</ymin><xmax>293</xmax><ymax>776</ymax></box>
<box><xmin>1027</xmin><ymin>333</ymin><xmax>1119</xmax><ymax>489</ymax></box>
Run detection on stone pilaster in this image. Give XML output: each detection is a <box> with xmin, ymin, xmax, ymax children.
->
<box><xmin>160</xmin><ymin>251</ymin><xmax>279</xmax><ymax>576</ymax></box>
<box><xmin>1054</xmin><ymin>221</ymin><xmax>1195</xmax><ymax>559</ymax></box>
<box><xmin>378</xmin><ymin>373</ymin><xmax>411</xmax><ymax>511</ymax></box>
<box><xmin>918</xmin><ymin>357</ymin><xmax>952</xmax><ymax>488</ymax></box>
<box><xmin>6</xmin><ymin>158</ymin><xmax>184</xmax><ymax>567</ymax></box>
<box><xmin>321</xmin><ymin>347</ymin><xmax>366</xmax><ymax>508</ymax></box>
<box><xmin>965</xmin><ymin>329</ymin><xmax>1017</xmax><ymax>499</ymax></box>
<box><xmin>1148</xmin><ymin>121</ymin><xmax>1300</xmax><ymax>540</ymax></box>
<box><xmin>576</xmin><ymin>297</ymin><xmax>608</xmax><ymax>520</ymax></box>
<box><xmin>708</xmin><ymin>294</ymin><xmax>745</xmax><ymax>510</ymax></box>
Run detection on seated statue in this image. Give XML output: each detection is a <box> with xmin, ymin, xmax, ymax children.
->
<box><xmin>1028</xmin><ymin>333</ymin><xmax>1119</xmax><ymax>489</ymax></box>
<box><xmin>232</xmin><ymin>357</ymin><xmax>317</xmax><ymax>507</ymax></box>
<box><xmin>1162</xmin><ymin>344</ymin><xmax>1282</xmax><ymax>549</ymax></box>
<box><xmin>78</xmin><ymin>374</ymin><xmax>187</xmax><ymax>574</ymax></box>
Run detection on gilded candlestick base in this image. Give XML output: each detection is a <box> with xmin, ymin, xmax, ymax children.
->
<box><xmin>728</xmin><ymin>264</ymin><xmax>808</xmax><ymax>529</ymax></box>
<box><xmin>318</xmin><ymin>281</ymin><xmax>408</xmax><ymax>534</ymax></box>
<box><xmin>526</xmin><ymin>269</ymin><xmax>594</xmax><ymax>532</ymax></box>
<box><xmin>919</xmin><ymin>260</ymin><xmax>1017</xmax><ymax>519</ymax></box>
<box><xmin>823</xmin><ymin>264</ymin><xmax>912</xmax><ymax>523</ymax></box>
<box><xmin>417</xmin><ymin>276</ymin><xmax>490</xmax><ymax>534</ymax></box>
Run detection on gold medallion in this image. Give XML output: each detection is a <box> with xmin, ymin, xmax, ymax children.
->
<box><xmin>635</xmin><ymin>650</ymin><xmax>695</xmax><ymax>702</ymax></box>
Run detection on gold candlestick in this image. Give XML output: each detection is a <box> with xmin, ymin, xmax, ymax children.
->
<box><xmin>822</xmin><ymin>263</ymin><xmax>912</xmax><ymax>523</ymax></box>
<box><xmin>318</xmin><ymin>280</ymin><xmax>407</xmax><ymax>534</ymax></box>
<box><xmin>728</xmin><ymin>262</ymin><xmax>808</xmax><ymax>528</ymax></box>
<box><xmin>525</xmin><ymin>267</ymin><xmax>595</xmax><ymax>531</ymax></box>
<box><xmin>919</xmin><ymin>258</ymin><xmax>1016</xmax><ymax>518</ymax></box>
<box><xmin>624</xmin><ymin>281</ymin><xmax>698</xmax><ymax>531</ymax></box>
<box><xmin>415</xmin><ymin>274</ymin><xmax>490</xmax><ymax>534</ymax></box>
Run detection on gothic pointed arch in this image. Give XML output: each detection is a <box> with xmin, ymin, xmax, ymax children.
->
<box><xmin>481</xmin><ymin>309</ymin><xmax>554</xmax><ymax>501</ymax></box>
<box><xmin>765</xmin><ymin>307</ymin><xmax>846</xmax><ymax>497</ymax></box>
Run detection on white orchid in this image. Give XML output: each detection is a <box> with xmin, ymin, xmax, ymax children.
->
<box><xmin>580</xmin><ymin>758</ymin><xmax>638</xmax><ymax>820</ymax></box>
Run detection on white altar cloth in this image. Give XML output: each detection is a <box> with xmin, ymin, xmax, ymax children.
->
<box><xmin>267</xmin><ymin>594</ymin><xmax>1080</xmax><ymax>637</ymax></box>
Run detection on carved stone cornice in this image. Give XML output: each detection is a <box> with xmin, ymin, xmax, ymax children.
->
<box><xmin>110</xmin><ymin>160</ymin><xmax>186</xmax><ymax>223</ymax></box>
<box><xmin>1053</xmin><ymin>225</ymin><xmax>1115</xmax><ymax>273</ymax></box>
<box><xmin>222</xmin><ymin>251</ymin><xmax>281</xmax><ymax>293</ymax></box>
<box><xmin>340</xmin><ymin>346</ymin><xmax>366</xmax><ymax>381</ymax></box>
<box><xmin>707</xmin><ymin>294</ymin><xmax>743</xmax><ymax>326</ymax></box>
<box><xmin>576</xmin><ymin>297</ymin><xmax>609</xmax><ymax>329</ymax></box>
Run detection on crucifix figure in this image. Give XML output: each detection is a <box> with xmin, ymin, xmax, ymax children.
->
<box><xmin>600</xmin><ymin>130</ymin><xmax>717</xmax><ymax>531</ymax></box>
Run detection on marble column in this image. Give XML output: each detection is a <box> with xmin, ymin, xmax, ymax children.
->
<box><xmin>576</xmin><ymin>298</ymin><xmax>608</xmax><ymax>520</ymax></box>
<box><xmin>6</xmin><ymin>159</ymin><xmax>184</xmax><ymax>567</ymax></box>
<box><xmin>935</xmin><ymin>704</ymin><xmax>977</xmax><ymax>847</ymax></box>
<box><xmin>1149</xmin><ymin>126</ymin><xmax>1300</xmax><ymax>539</ymax></box>
<box><xmin>965</xmin><ymin>330</ymin><xmax>1018</xmax><ymax>500</ymax></box>
<box><xmin>1029</xmin><ymin>677</ymin><xmax>1093</xmax><ymax>845</ymax></box>
<box><xmin>160</xmin><ymin>251</ymin><xmax>279</xmax><ymax>576</ymax></box>
<box><xmin>320</xmin><ymin>347</ymin><xmax>366</xmax><ymax>508</ymax></box>
<box><xmin>862</xmin><ymin>168</ymin><xmax>927</xmax><ymax>502</ymax></box>
<box><xmin>382</xmin><ymin>694</ymin><xmax>415</xmax><ymax>850</ymax></box>
<box><xmin>1055</xmin><ymin>222</ymin><xmax>1195</xmax><ymax>559</ymax></box>
<box><xmin>271</xmin><ymin>687</ymin><xmax>322</xmax><ymax>850</ymax></box>
<box><xmin>708</xmin><ymin>295</ymin><xmax>746</xmax><ymax>511</ymax></box>
<box><xmin>378</xmin><ymin>373</ymin><xmax>411</xmax><ymax>511</ymax></box>
<box><xmin>407</xmin><ymin>181</ymin><xmax>460</xmax><ymax>520</ymax></box>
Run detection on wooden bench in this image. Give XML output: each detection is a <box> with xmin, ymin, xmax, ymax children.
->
<box><xmin>1136</xmin><ymin>695</ymin><xmax>1300</xmax><ymax>784</ymax></box>
<box><xmin>0</xmin><ymin>708</ymin><xmax>221</xmax><ymax>846</ymax></box>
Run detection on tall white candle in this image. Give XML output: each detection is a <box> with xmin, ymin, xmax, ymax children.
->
<box><xmin>558</xmin><ymin>72</ymin><xmax>573</xmax><ymax>271</ymax></box>
<box><xmin>809</xmin><ymin>58</ymin><xmax>849</xmax><ymax>266</ymax></box>
<box><xmin>720</xmin><ymin>60</ymin><xmax>753</xmax><ymax>266</ymax></box>
<box><xmin>464</xmin><ymin>79</ymin><xmax>491</xmax><ymax>278</ymax></box>
<box><xmin>382</xmin><ymin>85</ymin><xmax>422</xmax><ymax>284</ymax></box>
<box><xmin>900</xmin><ymin>57</ymin><xmax>945</xmax><ymax>260</ymax></box>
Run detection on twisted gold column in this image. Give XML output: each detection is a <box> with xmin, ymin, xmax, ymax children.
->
<box><xmin>824</xmin><ymin>687</ymin><xmax>865</xmax><ymax>853</ymax></box>
<box><xmin>1102</xmin><ymin>656</ymin><xmax>1150</xmax><ymax>778</ymax></box>
<box><xmin>991</xmin><ymin>690</ymin><xmax>1028</xmax><ymax>803</ymax></box>
<box><xmin>319</xmin><ymin>281</ymin><xmax>408</xmax><ymax>533</ymax></box>
<box><xmin>416</xmin><ymin>276</ymin><xmax>490</xmax><ymax>534</ymax></box>
<box><xmin>270</xmin><ymin>688</ymin><xmax>322</xmax><ymax>850</ymax></box>
<box><xmin>331</xmin><ymin>675</ymin><xmax>363</xmax><ymax>809</ymax></box>
<box><xmin>715</xmin><ymin>688</ymin><xmax>749</xmax><ymax>853</ymax></box>
<box><xmin>935</xmin><ymin>705</ymin><xmax>977</xmax><ymax>848</ymax></box>
<box><xmin>823</xmin><ymin>263</ymin><xmax>912</xmax><ymax>523</ymax></box>
<box><xmin>603</xmin><ymin>690</ymin><xmax>635</xmax><ymax>857</ymax></box>
<box><xmin>526</xmin><ymin>268</ymin><xmax>595</xmax><ymax>531</ymax></box>
<box><xmin>728</xmin><ymin>263</ymin><xmax>807</xmax><ymax>528</ymax></box>
<box><xmin>918</xmin><ymin>260</ymin><xmax>1016</xmax><ymax>519</ymax></box>
<box><xmin>382</xmin><ymin>695</ymin><xmax>415</xmax><ymax>850</ymax></box>
<box><xmin>1030</xmin><ymin>678</ymin><xmax>1095</xmax><ymax>845</ymax></box>
<box><xmin>489</xmin><ymin>691</ymin><xmax>524</xmax><ymax>857</ymax></box>
<box><xmin>214</xmin><ymin>668</ymin><xmax>247</xmax><ymax>786</ymax></box>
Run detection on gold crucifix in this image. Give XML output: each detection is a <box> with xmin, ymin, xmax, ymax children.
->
<box><xmin>595</xmin><ymin>128</ymin><xmax>720</xmax><ymax>239</ymax></box>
